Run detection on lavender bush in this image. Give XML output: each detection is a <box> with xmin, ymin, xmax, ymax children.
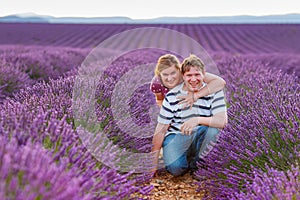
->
<box><xmin>0</xmin><ymin>45</ymin><xmax>87</xmax><ymax>80</ymax></box>
<box><xmin>233</xmin><ymin>165</ymin><xmax>300</xmax><ymax>199</ymax></box>
<box><xmin>0</xmin><ymin>45</ymin><xmax>87</xmax><ymax>101</ymax></box>
<box><xmin>0</xmin><ymin>60</ymin><xmax>33</xmax><ymax>102</ymax></box>
<box><xmin>0</xmin><ymin>136</ymin><xmax>87</xmax><ymax>200</ymax></box>
<box><xmin>0</xmin><ymin>75</ymin><xmax>153</xmax><ymax>199</ymax></box>
<box><xmin>195</xmin><ymin>54</ymin><xmax>300</xmax><ymax>199</ymax></box>
<box><xmin>95</xmin><ymin>49</ymin><xmax>167</xmax><ymax>153</ymax></box>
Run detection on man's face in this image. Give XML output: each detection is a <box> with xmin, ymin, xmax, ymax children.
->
<box><xmin>183</xmin><ymin>66</ymin><xmax>205</xmax><ymax>92</ymax></box>
<box><xmin>160</xmin><ymin>65</ymin><xmax>182</xmax><ymax>89</ymax></box>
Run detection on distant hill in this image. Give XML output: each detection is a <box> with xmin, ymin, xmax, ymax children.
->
<box><xmin>1</xmin><ymin>13</ymin><xmax>300</xmax><ymax>24</ymax></box>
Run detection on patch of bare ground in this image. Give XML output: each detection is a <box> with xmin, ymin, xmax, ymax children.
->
<box><xmin>134</xmin><ymin>170</ymin><xmax>205</xmax><ymax>200</ymax></box>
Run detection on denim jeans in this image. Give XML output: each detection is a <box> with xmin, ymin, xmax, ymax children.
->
<box><xmin>162</xmin><ymin>126</ymin><xmax>219</xmax><ymax>176</ymax></box>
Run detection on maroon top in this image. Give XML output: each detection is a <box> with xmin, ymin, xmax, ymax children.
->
<box><xmin>150</xmin><ymin>76</ymin><xmax>169</xmax><ymax>96</ymax></box>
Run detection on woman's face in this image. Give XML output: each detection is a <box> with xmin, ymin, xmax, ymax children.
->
<box><xmin>160</xmin><ymin>65</ymin><xmax>182</xmax><ymax>89</ymax></box>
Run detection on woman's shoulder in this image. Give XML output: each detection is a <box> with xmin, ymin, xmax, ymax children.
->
<box><xmin>150</xmin><ymin>76</ymin><xmax>168</xmax><ymax>94</ymax></box>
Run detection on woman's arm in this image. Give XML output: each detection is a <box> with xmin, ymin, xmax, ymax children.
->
<box><xmin>151</xmin><ymin>122</ymin><xmax>169</xmax><ymax>172</ymax></box>
<box><xmin>150</xmin><ymin>76</ymin><xmax>167</xmax><ymax>107</ymax></box>
<box><xmin>195</xmin><ymin>72</ymin><xmax>226</xmax><ymax>99</ymax></box>
<box><xmin>154</xmin><ymin>93</ymin><xmax>164</xmax><ymax>107</ymax></box>
<box><xmin>178</xmin><ymin>73</ymin><xmax>226</xmax><ymax>108</ymax></box>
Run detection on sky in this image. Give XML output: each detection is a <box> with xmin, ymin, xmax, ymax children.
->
<box><xmin>1</xmin><ymin>0</ymin><xmax>300</xmax><ymax>19</ymax></box>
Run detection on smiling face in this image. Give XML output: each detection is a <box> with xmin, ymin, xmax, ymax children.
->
<box><xmin>182</xmin><ymin>66</ymin><xmax>205</xmax><ymax>92</ymax></box>
<box><xmin>160</xmin><ymin>64</ymin><xmax>182</xmax><ymax>89</ymax></box>
<box><xmin>181</xmin><ymin>54</ymin><xmax>206</xmax><ymax>92</ymax></box>
<box><xmin>155</xmin><ymin>54</ymin><xmax>182</xmax><ymax>90</ymax></box>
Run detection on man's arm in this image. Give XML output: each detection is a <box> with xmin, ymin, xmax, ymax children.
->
<box><xmin>151</xmin><ymin>122</ymin><xmax>169</xmax><ymax>171</ymax></box>
<box><xmin>180</xmin><ymin>111</ymin><xmax>227</xmax><ymax>134</ymax></box>
<box><xmin>181</xmin><ymin>89</ymin><xmax>228</xmax><ymax>133</ymax></box>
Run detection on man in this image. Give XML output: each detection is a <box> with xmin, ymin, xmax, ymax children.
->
<box><xmin>152</xmin><ymin>54</ymin><xmax>228</xmax><ymax>176</ymax></box>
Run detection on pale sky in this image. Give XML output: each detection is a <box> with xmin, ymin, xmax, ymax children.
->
<box><xmin>1</xmin><ymin>0</ymin><xmax>300</xmax><ymax>19</ymax></box>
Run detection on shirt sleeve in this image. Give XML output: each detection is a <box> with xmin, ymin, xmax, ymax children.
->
<box><xmin>211</xmin><ymin>90</ymin><xmax>227</xmax><ymax>115</ymax></box>
<box><xmin>150</xmin><ymin>76</ymin><xmax>169</xmax><ymax>95</ymax></box>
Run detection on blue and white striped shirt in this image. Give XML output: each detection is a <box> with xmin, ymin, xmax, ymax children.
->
<box><xmin>157</xmin><ymin>82</ymin><xmax>226</xmax><ymax>136</ymax></box>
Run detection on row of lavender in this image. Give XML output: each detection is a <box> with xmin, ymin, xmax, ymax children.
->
<box><xmin>196</xmin><ymin>54</ymin><xmax>300</xmax><ymax>199</ymax></box>
<box><xmin>0</xmin><ymin>44</ymin><xmax>155</xmax><ymax>199</ymax></box>
<box><xmin>0</xmin><ymin>45</ymin><xmax>88</xmax><ymax>101</ymax></box>
<box><xmin>0</xmin><ymin>52</ymin><xmax>154</xmax><ymax>199</ymax></box>
<box><xmin>1</xmin><ymin>23</ymin><xmax>300</xmax><ymax>54</ymax></box>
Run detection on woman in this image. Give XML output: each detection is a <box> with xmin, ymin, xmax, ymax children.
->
<box><xmin>150</xmin><ymin>54</ymin><xmax>226</xmax><ymax>107</ymax></box>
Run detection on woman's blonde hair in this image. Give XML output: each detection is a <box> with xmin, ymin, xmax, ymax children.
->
<box><xmin>155</xmin><ymin>54</ymin><xmax>181</xmax><ymax>77</ymax></box>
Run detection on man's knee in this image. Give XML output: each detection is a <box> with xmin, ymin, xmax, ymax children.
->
<box><xmin>166</xmin><ymin>159</ymin><xmax>188</xmax><ymax>176</ymax></box>
<box><xmin>206</xmin><ymin>127</ymin><xmax>220</xmax><ymax>139</ymax></box>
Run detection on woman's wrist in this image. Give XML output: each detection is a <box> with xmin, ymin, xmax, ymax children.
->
<box><xmin>193</xmin><ymin>92</ymin><xmax>199</xmax><ymax>101</ymax></box>
<box><xmin>195</xmin><ymin>85</ymin><xmax>208</xmax><ymax>99</ymax></box>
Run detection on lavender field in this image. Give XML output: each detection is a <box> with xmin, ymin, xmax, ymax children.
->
<box><xmin>0</xmin><ymin>23</ymin><xmax>299</xmax><ymax>199</ymax></box>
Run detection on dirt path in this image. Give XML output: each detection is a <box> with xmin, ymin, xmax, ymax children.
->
<box><xmin>148</xmin><ymin>170</ymin><xmax>204</xmax><ymax>200</ymax></box>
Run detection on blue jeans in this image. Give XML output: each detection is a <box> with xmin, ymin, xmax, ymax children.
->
<box><xmin>162</xmin><ymin>126</ymin><xmax>219</xmax><ymax>176</ymax></box>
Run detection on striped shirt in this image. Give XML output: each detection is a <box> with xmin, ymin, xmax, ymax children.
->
<box><xmin>157</xmin><ymin>82</ymin><xmax>226</xmax><ymax>136</ymax></box>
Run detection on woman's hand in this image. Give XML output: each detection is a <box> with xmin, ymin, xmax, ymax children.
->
<box><xmin>180</xmin><ymin>118</ymin><xmax>199</xmax><ymax>135</ymax></box>
<box><xmin>177</xmin><ymin>92</ymin><xmax>195</xmax><ymax>109</ymax></box>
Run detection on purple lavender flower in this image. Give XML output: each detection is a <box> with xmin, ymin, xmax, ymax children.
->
<box><xmin>0</xmin><ymin>136</ymin><xmax>87</xmax><ymax>200</ymax></box>
<box><xmin>233</xmin><ymin>165</ymin><xmax>300</xmax><ymax>199</ymax></box>
<box><xmin>0</xmin><ymin>59</ymin><xmax>33</xmax><ymax>101</ymax></box>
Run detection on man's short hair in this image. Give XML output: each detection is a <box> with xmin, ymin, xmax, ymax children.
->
<box><xmin>181</xmin><ymin>54</ymin><xmax>205</xmax><ymax>74</ymax></box>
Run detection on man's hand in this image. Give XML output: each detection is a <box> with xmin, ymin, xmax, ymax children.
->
<box><xmin>180</xmin><ymin>118</ymin><xmax>199</xmax><ymax>135</ymax></box>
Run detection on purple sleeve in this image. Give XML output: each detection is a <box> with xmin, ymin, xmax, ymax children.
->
<box><xmin>150</xmin><ymin>76</ymin><xmax>169</xmax><ymax>95</ymax></box>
